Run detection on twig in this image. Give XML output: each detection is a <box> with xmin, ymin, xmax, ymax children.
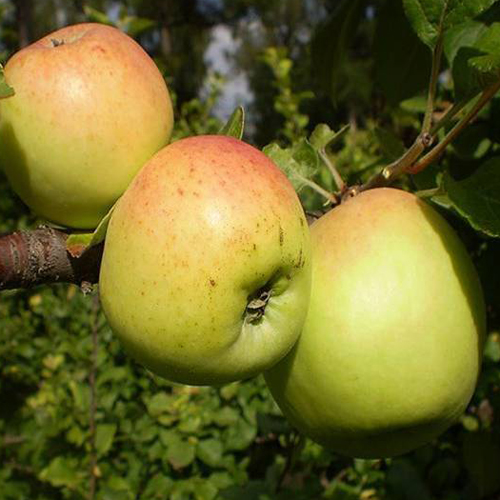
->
<box><xmin>2</xmin><ymin>435</ymin><xmax>26</xmax><ymax>446</ymax></box>
<box><xmin>276</xmin><ymin>431</ymin><xmax>302</xmax><ymax>492</ymax></box>
<box><xmin>357</xmin><ymin>135</ymin><xmax>430</xmax><ymax>194</ymax></box>
<box><xmin>88</xmin><ymin>295</ymin><xmax>100</xmax><ymax>500</ymax></box>
<box><xmin>409</xmin><ymin>79</ymin><xmax>500</xmax><ymax>173</ymax></box>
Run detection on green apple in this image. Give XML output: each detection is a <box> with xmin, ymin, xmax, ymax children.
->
<box><xmin>99</xmin><ymin>135</ymin><xmax>311</xmax><ymax>386</ymax></box>
<box><xmin>0</xmin><ymin>23</ymin><xmax>173</xmax><ymax>229</ymax></box>
<box><xmin>266</xmin><ymin>188</ymin><xmax>485</xmax><ymax>458</ymax></box>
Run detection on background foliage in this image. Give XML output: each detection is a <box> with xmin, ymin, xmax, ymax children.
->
<box><xmin>1</xmin><ymin>1</ymin><xmax>500</xmax><ymax>499</ymax></box>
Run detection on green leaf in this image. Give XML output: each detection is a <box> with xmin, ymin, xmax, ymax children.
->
<box><xmin>311</xmin><ymin>0</ymin><xmax>365</xmax><ymax>103</ymax></box>
<box><xmin>403</xmin><ymin>0</ymin><xmax>497</xmax><ymax>48</ymax></box>
<box><xmin>444</xmin><ymin>20</ymin><xmax>487</xmax><ymax>68</ymax></box>
<box><xmin>444</xmin><ymin>22</ymin><xmax>500</xmax><ymax>100</ymax></box>
<box><xmin>450</xmin><ymin>123</ymin><xmax>491</xmax><ymax>160</ymax></box>
<box><xmin>96</xmin><ymin>423</ymin><xmax>117</xmax><ymax>456</ymax></box>
<box><xmin>166</xmin><ymin>437</ymin><xmax>196</xmax><ymax>469</ymax></box>
<box><xmin>374</xmin><ymin>127</ymin><xmax>406</xmax><ymax>161</ymax></box>
<box><xmin>484</xmin><ymin>332</ymin><xmax>500</xmax><ymax>362</ymax></box>
<box><xmin>219</xmin><ymin>106</ymin><xmax>245</xmax><ymax>140</ymax></box>
<box><xmin>143</xmin><ymin>474</ymin><xmax>174</xmax><ymax>498</ymax></box>
<box><xmin>309</xmin><ymin>124</ymin><xmax>349</xmax><ymax>151</ymax></box>
<box><xmin>442</xmin><ymin>157</ymin><xmax>500</xmax><ymax>236</ymax></box>
<box><xmin>146</xmin><ymin>392</ymin><xmax>174</xmax><ymax>417</ymax></box>
<box><xmin>192</xmin><ymin>479</ymin><xmax>218</xmax><ymax>500</ymax></box>
<box><xmin>468</xmin><ymin>22</ymin><xmax>500</xmax><ymax>80</ymax></box>
<box><xmin>212</xmin><ymin>406</ymin><xmax>240</xmax><ymax>427</ymax></box>
<box><xmin>223</xmin><ymin>418</ymin><xmax>256</xmax><ymax>451</ymax></box>
<box><xmin>263</xmin><ymin>139</ymin><xmax>319</xmax><ymax>192</ymax></box>
<box><xmin>65</xmin><ymin>203</ymin><xmax>116</xmax><ymax>256</ymax></box>
<box><xmin>83</xmin><ymin>5</ymin><xmax>114</xmax><ymax>25</ymax></box>
<box><xmin>374</xmin><ymin>0</ymin><xmax>432</xmax><ymax>105</ymax></box>
<box><xmin>39</xmin><ymin>457</ymin><xmax>81</xmax><ymax>488</ymax></box>
<box><xmin>452</xmin><ymin>47</ymin><xmax>486</xmax><ymax>101</ymax></box>
<box><xmin>119</xmin><ymin>16</ymin><xmax>157</xmax><ymax>38</ymax></box>
<box><xmin>0</xmin><ymin>65</ymin><xmax>14</xmax><ymax>99</ymax></box>
<box><xmin>197</xmin><ymin>438</ymin><xmax>223</xmax><ymax>467</ymax></box>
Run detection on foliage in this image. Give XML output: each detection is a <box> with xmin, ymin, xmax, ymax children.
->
<box><xmin>1</xmin><ymin>1</ymin><xmax>500</xmax><ymax>499</ymax></box>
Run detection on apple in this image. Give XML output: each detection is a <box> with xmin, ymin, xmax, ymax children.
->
<box><xmin>0</xmin><ymin>23</ymin><xmax>173</xmax><ymax>229</ymax></box>
<box><xmin>265</xmin><ymin>188</ymin><xmax>485</xmax><ymax>458</ymax></box>
<box><xmin>99</xmin><ymin>135</ymin><xmax>312</xmax><ymax>386</ymax></box>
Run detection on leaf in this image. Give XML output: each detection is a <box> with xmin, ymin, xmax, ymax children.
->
<box><xmin>119</xmin><ymin>16</ymin><xmax>156</xmax><ymax>38</ymax></box>
<box><xmin>450</xmin><ymin>123</ymin><xmax>491</xmax><ymax>160</ymax></box>
<box><xmin>0</xmin><ymin>65</ymin><xmax>14</xmax><ymax>99</ymax></box>
<box><xmin>309</xmin><ymin>124</ymin><xmax>349</xmax><ymax>151</ymax></box>
<box><xmin>39</xmin><ymin>457</ymin><xmax>81</xmax><ymax>488</ymax></box>
<box><xmin>483</xmin><ymin>332</ymin><xmax>500</xmax><ymax>362</ymax></box>
<box><xmin>468</xmin><ymin>22</ymin><xmax>500</xmax><ymax>80</ymax></box>
<box><xmin>83</xmin><ymin>5</ymin><xmax>114</xmax><ymax>25</ymax></box>
<box><xmin>452</xmin><ymin>47</ymin><xmax>486</xmax><ymax>101</ymax></box>
<box><xmin>263</xmin><ymin>139</ymin><xmax>319</xmax><ymax>192</ymax></box>
<box><xmin>445</xmin><ymin>22</ymin><xmax>500</xmax><ymax>100</ymax></box>
<box><xmin>66</xmin><ymin>203</ymin><xmax>116</xmax><ymax>257</ymax></box>
<box><xmin>223</xmin><ymin>418</ymin><xmax>256</xmax><ymax>451</ymax></box>
<box><xmin>219</xmin><ymin>106</ymin><xmax>245</xmax><ymax>140</ymax></box>
<box><xmin>197</xmin><ymin>439</ymin><xmax>223</xmax><ymax>467</ymax></box>
<box><xmin>374</xmin><ymin>127</ymin><xmax>406</xmax><ymax>161</ymax></box>
<box><xmin>442</xmin><ymin>157</ymin><xmax>500</xmax><ymax>236</ymax></box>
<box><xmin>311</xmin><ymin>0</ymin><xmax>365</xmax><ymax>103</ymax></box>
<box><xmin>96</xmin><ymin>423</ymin><xmax>117</xmax><ymax>456</ymax></box>
<box><xmin>166</xmin><ymin>437</ymin><xmax>196</xmax><ymax>469</ymax></box>
<box><xmin>374</xmin><ymin>0</ymin><xmax>432</xmax><ymax>105</ymax></box>
<box><xmin>444</xmin><ymin>20</ymin><xmax>487</xmax><ymax>68</ymax></box>
<box><xmin>146</xmin><ymin>392</ymin><xmax>173</xmax><ymax>417</ymax></box>
<box><xmin>403</xmin><ymin>0</ymin><xmax>497</xmax><ymax>49</ymax></box>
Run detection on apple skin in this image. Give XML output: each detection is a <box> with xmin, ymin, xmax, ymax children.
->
<box><xmin>99</xmin><ymin>135</ymin><xmax>311</xmax><ymax>386</ymax></box>
<box><xmin>265</xmin><ymin>188</ymin><xmax>485</xmax><ymax>458</ymax></box>
<box><xmin>0</xmin><ymin>23</ymin><xmax>173</xmax><ymax>229</ymax></box>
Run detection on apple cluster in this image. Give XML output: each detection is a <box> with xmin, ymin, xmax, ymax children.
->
<box><xmin>0</xmin><ymin>24</ymin><xmax>486</xmax><ymax>460</ymax></box>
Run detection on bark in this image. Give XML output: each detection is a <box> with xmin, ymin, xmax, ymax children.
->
<box><xmin>0</xmin><ymin>227</ymin><xmax>102</xmax><ymax>290</ymax></box>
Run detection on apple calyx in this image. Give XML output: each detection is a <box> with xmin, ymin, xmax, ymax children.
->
<box><xmin>245</xmin><ymin>288</ymin><xmax>272</xmax><ymax>324</ymax></box>
<box><xmin>50</xmin><ymin>38</ymin><xmax>65</xmax><ymax>47</ymax></box>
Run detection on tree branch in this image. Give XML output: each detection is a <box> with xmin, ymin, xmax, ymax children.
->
<box><xmin>0</xmin><ymin>227</ymin><xmax>102</xmax><ymax>290</ymax></box>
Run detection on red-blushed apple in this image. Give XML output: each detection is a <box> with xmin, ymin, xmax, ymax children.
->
<box><xmin>99</xmin><ymin>135</ymin><xmax>312</xmax><ymax>386</ymax></box>
<box><xmin>0</xmin><ymin>23</ymin><xmax>173</xmax><ymax>229</ymax></box>
<box><xmin>265</xmin><ymin>188</ymin><xmax>485</xmax><ymax>458</ymax></box>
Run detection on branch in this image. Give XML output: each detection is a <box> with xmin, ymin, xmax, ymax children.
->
<box><xmin>88</xmin><ymin>295</ymin><xmax>100</xmax><ymax>500</ymax></box>
<box><xmin>409</xmin><ymin>79</ymin><xmax>500</xmax><ymax>174</ymax></box>
<box><xmin>0</xmin><ymin>227</ymin><xmax>102</xmax><ymax>290</ymax></box>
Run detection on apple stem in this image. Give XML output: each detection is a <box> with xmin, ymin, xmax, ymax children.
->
<box><xmin>295</xmin><ymin>173</ymin><xmax>337</xmax><ymax>204</ymax></box>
